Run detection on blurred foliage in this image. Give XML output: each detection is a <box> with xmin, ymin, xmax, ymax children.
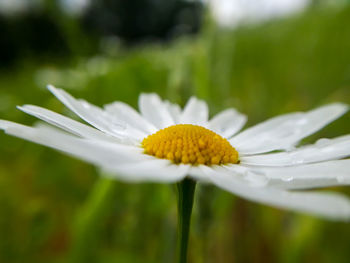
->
<box><xmin>1</xmin><ymin>3</ymin><xmax>350</xmax><ymax>263</ymax></box>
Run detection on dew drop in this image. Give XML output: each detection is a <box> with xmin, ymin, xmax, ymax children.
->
<box><xmin>244</xmin><ymin>171</ymin><xmax>269</xmax><ymax>187</ymax></box>
<box><xmin>337</xmin><ymin>176</ymin><xmax>346</xmax><ymax>183</ymax></box>
<box><xmin>315</xmin><ymin>138</ymin><xmax>331</xmax><ymax>147</ymax></box>
<box><xmin>281</xmin><ymin>176</ymin><xmax>294</xmax><ymax>182</ymax></box>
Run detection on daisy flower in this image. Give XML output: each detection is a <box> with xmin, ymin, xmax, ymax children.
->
<box><xmin>1</xmin><ymin>85</ymin><xmax>350</xmax><ymax>221</ymax></box>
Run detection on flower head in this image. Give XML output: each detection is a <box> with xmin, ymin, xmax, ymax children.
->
<box><xmin>1</xmin><ymin>85</ymin><xmax>350</xmax><ymax>220</ymax></box>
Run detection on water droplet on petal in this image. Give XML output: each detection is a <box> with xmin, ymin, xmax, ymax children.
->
<box><xmin>285</xmin><ymin>145</ymin><xmax>297</xmax><ymax>152</ymax></box>
<box><xmin>337</xmin><ymin>176</ymin><xmax>346</xmax><ymax>183</ymax></box>
<box><xmin>295</xmin><ymin>118</ymin><xmax>308</xmax><ymax>125</ymax></box>
<box><xmin>315</xmin><ymin>138</ymin><xmax>331</xmax><ymax>147</ymax></box>
<box><xmin>290</xmin><ymin>154</ymin><xmax>305</xmax><ymax>165</ymax></box>
<box><xmin>281</xmin><ymin>176</ymin><xmax>294</xmax><ymax>182</ymax></box>
<box><xmin>244</xmin><ymin>170</ymin><xmax>269</xmax><ymax>187</ymax></box>
<box><xmin>81</xmin><ymin>101</ymin><xmax>91</xmax><ymax>109</ymax></box>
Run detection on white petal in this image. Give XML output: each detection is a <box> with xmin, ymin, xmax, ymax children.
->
<box><xmin>1</xmin><ymin>120</ymin><xmax>189</xmax><ymax>183</ymax></box>
<box><xmin>231</xmin><ymin>103</ymin><xmax>349</xmax><ymax>155</ymax></box>
<box><xmin>103</xmin><ymin>159</ymin><xmax>189</xmax><ymax>183</ymax></box>
<box><xmin>241</xmin><ymin>135</ymin><xmax>350</xmax><ymax>166</ymax></box>
<box><xmin>138</xmin><ymin>93</ymin><xmax>175</xmax><ymax>129</ymax></box>
<box><xmin>188</xmin><ymin>165</ymin><xmax>211</xmax><ymax>182</ymax></box>
<box><xmin>48</xmin><ymin>85</ymin><xmax>143</xmax><ymax>141</ymax></box>
<box><xmin>201</xmin><ymin>165</ymin><xmax>350</xmax><ymax>221</ymax></box>
<box><xmin>104</xmin><ymin>101</ymin><xmax>157</xmax><ymax>134</ymax></box>
<box><xmin>208</xmin><ymin>108</ymin><xmax>247</xmax><ymax>138</ymax></box>
<box><xmin>0</xmin><ymin>120</ymin><xmax>145</xmax><ymax>167</ymax></box>
<box><xmin>180</xmin><ymin>97</ymin><xmax>208</xmax><ymax>125</ymax></box>
<box><xmin>18</xmin><ymin>105</ymin><xmax>120</xmax><ymax>143</ymax></box>
<box><xmin>164</xmin><ymin>100</ymin><xmax>182</xmax><ymax>124</ymax></box>
<box><xmin>245</xmin><ymin>159</ymin><xmax>350</xmax><ymax>190</ymax></box>
<box><xmin>224</xmin><ymin>164</ymin><xmax>270</xmax><ymax>187</ymax></box>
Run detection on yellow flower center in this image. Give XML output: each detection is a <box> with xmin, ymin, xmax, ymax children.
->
<box><xmin>142</xmin><ymin>124</ymin><xmax>239</xmax><ymax>165</ymax></box>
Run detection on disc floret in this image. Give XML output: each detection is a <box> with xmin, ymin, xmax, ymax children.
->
<box><xmin>142</xmin><ymin>124</ymin><xmax>239</xmax><ymax>165</ymax></box>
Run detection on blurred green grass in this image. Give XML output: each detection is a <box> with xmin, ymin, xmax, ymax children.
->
<box><xmin>1</xmin><ymin>5</ymin><xmax>350</xmax><ymax>263</ymax></box>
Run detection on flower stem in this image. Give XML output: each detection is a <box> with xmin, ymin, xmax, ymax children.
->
<box><xmin>176</xmin><ymin>178</ymin><xmax>196</xmax><ymax>263</ymax></box>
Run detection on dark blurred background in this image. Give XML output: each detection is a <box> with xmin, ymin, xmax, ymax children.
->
<box><xmin>0</xmin><ymin>0</ymin><xmax>350</xmax><ymax>262</ymax></box>
<box><xmin>0</xmin><ymin>0</ymin><xmax>203</xmax><ymax>67</ymax></box>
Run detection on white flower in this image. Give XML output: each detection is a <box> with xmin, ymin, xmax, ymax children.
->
<box><xmin>1</xmin><ymin>85</ymin><xmax>350</xmax><ymax>220</ymax></box>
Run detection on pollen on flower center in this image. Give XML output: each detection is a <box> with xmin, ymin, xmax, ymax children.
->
<box><xmin>142</xmin><ymin>124</ymin><xmax>239</xmax><ymax>165</ymax></box>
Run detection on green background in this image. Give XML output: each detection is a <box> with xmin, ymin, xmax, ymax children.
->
<box><xmin>1</xmin><ymin>4</ymin><xmax>350</xmax><ymax>263</ymax></box>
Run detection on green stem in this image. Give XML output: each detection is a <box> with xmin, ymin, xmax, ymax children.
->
<box><xmin>176</xmin><ymin>178</ymin><xmax>196</xmax><ymax>263</ymax></box>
